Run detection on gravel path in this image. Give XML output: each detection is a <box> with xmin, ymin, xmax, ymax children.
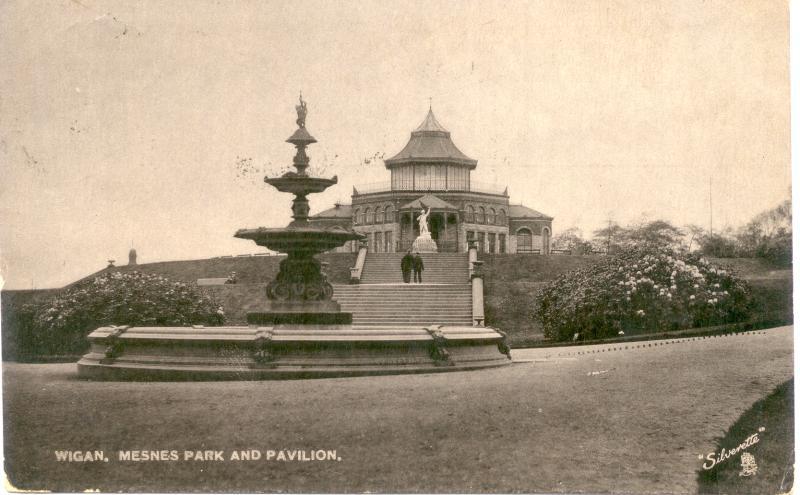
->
<box><xmin>3</xmin><ymin>326</ymin><xmax>793</xmax><ymax>493</ymax></box>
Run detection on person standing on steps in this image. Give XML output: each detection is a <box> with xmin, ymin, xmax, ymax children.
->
<box><xmin>413</xmin><ymin>252</ymin><xmax>424</xmax><ymax>283</ymax></box>
<box><xmin>401</xmin><ymin>250</ymin><xmax>414</xmax><ymax>283</ymax></box>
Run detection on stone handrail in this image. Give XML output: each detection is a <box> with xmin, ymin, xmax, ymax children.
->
<box><xmin>471</xmin><ymin>260</ymin><xmax>485</xmax><ymax>326</ymax></box>
<box><xmin>349</xmin><ymin>242</ymin><xmax>369</xmax><ymax>284</ymax></box>
<box><xmin>467</xmin><ymin>239</ymin><xmax>478</xmax><ymax>279</ymax></box>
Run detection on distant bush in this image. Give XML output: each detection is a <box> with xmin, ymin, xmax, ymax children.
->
<box><xmin>755</xmin><ymin>231</ymin><xmax>792</xmax><ymax>267</ymax></box>
<box><xmin>17</xmin><ymin>271</ymin><xmax>224</xmax><ymax>358</ymax></box>
<box><xmin>536</xmin><ymin>246</ymin><xmax>752</xmax><ymax>342</ymax></box>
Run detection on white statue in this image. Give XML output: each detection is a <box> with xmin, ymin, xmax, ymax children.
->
<box><xmin>418</xmin><ymin>207</ymin><xmax>431</xmax><ymax>236</ymax></box>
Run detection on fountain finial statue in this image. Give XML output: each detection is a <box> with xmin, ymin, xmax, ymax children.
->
<box><xmin>418</xmin><ymin>206</ymin><xmax>431</xmax><ymax>236</ymax></box>
<box><xmin>295</xmin><ymin>94</ymin><xmax>307</xmax><ymax>128</ymax></box>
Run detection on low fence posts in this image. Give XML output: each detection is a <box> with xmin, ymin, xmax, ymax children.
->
<box><xmin>349</xmin><ymin>240</ymin><xmax>369</xmax><ymax>284</ymax></box>
<box><xmin>471</xmin><ymin>260</ymin><xmax>485</xmax><ymax>327</ymax></box>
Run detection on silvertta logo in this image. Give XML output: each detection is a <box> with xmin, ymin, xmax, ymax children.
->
<box><xmin>700</xmin><ymin>427</ymin><xmax>765</xmax><ymax>470</ymax></box>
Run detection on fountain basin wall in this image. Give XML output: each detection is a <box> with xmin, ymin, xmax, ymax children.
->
<box><xmin>77</xmin><ymin>325</ymin><xmax>512</xmax><ymax>380</ymax></box>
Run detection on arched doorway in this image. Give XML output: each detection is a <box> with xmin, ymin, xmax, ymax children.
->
<box><xmin>430</xmin><ymin>213</ymin><xmax>444</xmax><ymax>243</ymax></box>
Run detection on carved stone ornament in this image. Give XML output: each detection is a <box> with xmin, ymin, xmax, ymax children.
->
<box><xmin>100</xmin><ymin>325</ymin><xmax>131</xmax><ymax>363</ymax></box>
<box><xmin>252</xmin><ymin>328</ymin><xmax>275</xmax><ymax>365</ymax></box>
<box><xmin>425</xmin><ymin>325</ymin><xmax>454</xmax><ymax>366</ymax></box>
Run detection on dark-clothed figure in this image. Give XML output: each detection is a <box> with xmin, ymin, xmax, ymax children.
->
<box><xmin>401</xmin><ymin>251</ymin><xmax>414</xmax><ymax>283</ymax></box>
<box><xmin>413</xmin><ymin>252</ymin><xmax>424</xmax><ymax>283</ymax></box>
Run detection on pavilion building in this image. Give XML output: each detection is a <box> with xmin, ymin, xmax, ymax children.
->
<box><xmin>311</xmin><ymin>109</ymin><xmax>552</xmax><ymax>254</ymax></box>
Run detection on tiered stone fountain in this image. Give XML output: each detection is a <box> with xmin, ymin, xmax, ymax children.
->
<box><xmin>77</xmin><ymin>98</ymin><xmax>511</xmax><ymax>380</ymax></box>
<box><xmin>234</xmin><ymin>96</ymin><xmax>361</xmax><ymax>324</ymax></box>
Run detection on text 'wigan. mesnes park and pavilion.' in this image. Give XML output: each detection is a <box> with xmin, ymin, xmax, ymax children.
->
<box><xmin>310</xmin><ymin>108</ymin><xmax>553</xmax><ymax>255</ymax></box>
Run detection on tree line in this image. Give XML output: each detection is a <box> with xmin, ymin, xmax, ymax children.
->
<box><xmin>552</xmin><ymin>199</ymin><xmax>791</xmax><ymax>267</ymax></box>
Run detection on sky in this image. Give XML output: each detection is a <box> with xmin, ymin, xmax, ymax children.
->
<box><xmin>0</xmin><ymin>0</ymin><xmax>791</xmax><ymax>289</ymax></box>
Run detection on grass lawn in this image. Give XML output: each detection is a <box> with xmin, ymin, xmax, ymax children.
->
<box><xmin>3</xmin><ymin>326</ymin><xmax>793</xmax><ymax>493</ymax></box>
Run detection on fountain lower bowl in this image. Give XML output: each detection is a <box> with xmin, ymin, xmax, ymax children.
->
<box><xmin>76</xmin><ymin>324</ymin><xmax>512</xmax><ymax>380</ymax></box>
<box><xmin>234</xmin><ymin>227</ymin><xmax>362</xmax><ymax>253</ymax></box>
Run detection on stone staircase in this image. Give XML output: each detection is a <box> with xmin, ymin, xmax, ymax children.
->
<box><xmin>359</xmin><ymin>253</ymin><xmax>469</xmax><ymax>284</ymax></box>
<box><xmin>331</xmin><ymin>252</ymin><xmax>473</xmax><ymax>327</ymax></box>
<box><xmin>332</xmin><ymin>284</ymin><xmax>473</xmax><ymax>327</ymax></box>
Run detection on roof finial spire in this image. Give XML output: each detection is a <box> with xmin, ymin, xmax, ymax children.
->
<box><xmin>429</xmin><ymin>96</ymin><xmax>432</xmax><ymax>110</ymax></box>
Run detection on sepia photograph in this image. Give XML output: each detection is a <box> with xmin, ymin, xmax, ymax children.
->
<box><xmin>0</xmin><ymin>0</ymin><xmax>794</xmax><ymax>493</ymax></box>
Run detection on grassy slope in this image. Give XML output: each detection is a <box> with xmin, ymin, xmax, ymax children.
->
<box><xmin>480</xmin><ymin>254</ymin><xmax>793</xmax><ymax>344</ymax></box>
<box><xmin>696</xmin><ymin>379</ymin><xmax>794</xmax><ymax>494</ymax></box>
<box><xmin>103</xmin><ymin>252</ymin><xmax>357</xmax><ymax>285</ymax></box>
<box><xmin>480</xmin><ymin>254</ymin><xmax>601</xmax><ymax>343</ymax></box>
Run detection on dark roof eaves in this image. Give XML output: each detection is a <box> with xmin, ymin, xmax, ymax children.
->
<box><xmin>510</xmin><ymin>214</ymin><xmax>553</xmax><ymax>220</ymax></box>
<box><xmin>384</xmin><ymin>157</ymin><xmax>478</xmax><ymax>168</ymax></box>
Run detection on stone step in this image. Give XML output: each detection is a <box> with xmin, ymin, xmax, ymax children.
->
<box><xmin>334</xmin><ymin>294</ymin><xmax>470</xmax><ymax>297</ymax></box>
<box><xmin>340</xmin><ymin>306</ymin><xmax>471</xmax><ymax>311</ymax></box>
<box><xmin>336</xmin><ymin>291</ymin><xmax>471</xmax><ymax>296</ymax></box>
<box><xmin>359</xmin><ymin>279</ymin><xmax>467</xmax><ymax>282</ymax></box>
<box><xmin>351</xmin><ymin>321</ymin><xmax>473</xmax><ymax>326</ymax></box>
<box><xmin>349</xmin><ymin>324</ymin><xmax>473</xmax><ymax>328</ymax></box>
<box><xmin>350</xmin><ymin>316</ymin><xmax>473</xmax><ymax>320</ymax></box>
<box><xmin>335</xmin><ymin>295</ymin><xmax>470</xmax><ymax>299</ymax></box>
<box><xmin>335</xmin><ymin>296</ymin><xmax>470</xmax><ymax>300</ymax></box>
<box><xmin>335</xmin><ymin>297</ymin><xmax>471</xmax><ymax>301</ymax></box>
<box><xmin>361</xmin><ymin>270</ymin><xmax>467</xmax><ymax>274</ymax></box>
<box><xmin>361</xmin><ymin>252</ymin><xmax>470</xmax><ymax>284</ymax></box>
<box><xmin>366</xmin><ymin>253</ymin><xmax>467</xmax><ymax>257</ymax></box>
<box><xmin>337</xmin><ymin>297</ymin><xmax>470</xmax><ymax>301</ymax></box>
<box><xmin>350</xmin><ymin>317</ymin><xmax>473</xmax><ymax>320</ymax></box>
<box><xmin>360</xmin><ymin>277</ymin><xmax>466</xmax><ymax>280</ymax></box>
<box><xmin>334</xmin><ymin>288</ymin><xmax>470</xmax><ymax>291</ymax></box>
<box><xmin>333</xmin><ymin>285</ymin><xmax>470</xmax><ymax>289</ymax></box>
<box><xmin>334</xmin><ymin>290</ymin><xmax>470</xmax><ymax>294</ymax></box>
<box><xmin>363</xmin><ymin>267</ymin><xmax>467</xmax><ymax>270</ymax></box>
<box><xmin>340</xmin><ymin>306</ymin><xmax>471</xmax><ymax>310</ymax></box>
<box><xmin>335</xmin><ymin>296</ymin><xmax>471</xmax><ymax>301</ymax></box>
<box><xmin>351</xmin><ymin>322</ymin><xmax>473</xmax><ymax>326</ymax></box>
<box><xmin>336</xmin><ymin>296</ymin><xmax>470</xmax><ymax>299</ymax></box>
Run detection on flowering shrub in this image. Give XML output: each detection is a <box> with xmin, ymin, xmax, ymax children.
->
<box><xmin>536</xmin><ymin>246</ymin><xmax>752</xmax><ymax>341</ymax></box>
<box><xmin>19</xmin><ymin>271</ymin><xmax>225</xmax><ymax>356</ymax></box>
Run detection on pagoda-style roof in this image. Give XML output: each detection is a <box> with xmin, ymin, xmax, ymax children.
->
<box><xmin>385</xmin><ymin>109</ymin><xmax>478</xmax><ymax>169</ymax></box>
<box><xmin>399</xmin><ymin>194</ymin><xmax>458</xmax><ymax>211</ymax></box>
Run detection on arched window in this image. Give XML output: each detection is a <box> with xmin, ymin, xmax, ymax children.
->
<box><xmin>369</xmin><ymin>208</ymin><xmax>376</xmax><ymax>224</ymax></box>
<box><xmin>375</xmin><ymin>206</ymin><xmax>384</xmax><ymax>224</ymax></box>
<box><xmin>384</xmin><ymin>205</ymin><xmax>393</xmax><ymax>223</ymax></box>
<box><xmin>362</xmin><ymin>207</ymin><xmax>369</xmax><ymax>225</ymax></box>
<box><xmin>353</xmin><ymin>208</ymin><xmax>360</xmax><ymax>225</ymax></box>
<box><xmin>467</xmin><ymin>205</ymin><xmax>475</xmax><ymax>223</ymax></box>
<box><xmin>479</xmin><ymin>207</ymin><xmax>486</xmax><ymax>224</ymax></box>
<box><xmin>488</xmin><ymin>208</ymin><xmax>496</xmax><ymax>225</ymax></box>
<box><xmin>498</xmin><ymin>209</ymin><xmax>506</xmax><ymax>226</ymax></box>
<box><xmin>517</xmin><ymin>228</ymin><xmax>533</xmax><ymax>253</ymax></box>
